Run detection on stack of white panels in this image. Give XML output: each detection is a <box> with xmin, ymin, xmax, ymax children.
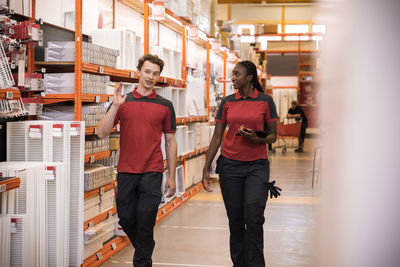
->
<box><xmin>7</xmin><ymin>121</ymin><xmax>85</xmax><ymax>266</ymax></box>
<box><xmin>83</xmin><ymin>216</ymin><xmax>117</xmax><ymax>260</ymax></box>
<box><xmin>178</xmin><ymin>89</ymin><xmax>187</xmax><ymax>117</ymax></box>
<box><xmin>0</xmin><ymin>162</ymin><xmax>69</xmax><ymax>267</ymax></box>
<box><xmin>99</xmin><ymin>189</ymin><xmax>115</xmax><ymax>213</ymax></box>
<box><xmin>176</xmin><ymin>126</ymin><xmax>189</xmax><ymax>156</ymax></box>
<box><xmin>176</xmin><ymin>165</ymin><xmax>185</xmax><ymax>195</ymax></box>
<box><xmin>155</xmin><ymin>86</ymin><xmax>172</xmax><ymax>101</ymax></box>
<box><xmin>200</xmin><ymin>122</ymin><xmax>210</xmax><ymax>148</ymax></box>
<box><xmin>185</xmin><ymin>155</ymin><xmax>206</xmax><ymax>186</ymax></box>
<box><xmin>0</xmin><ymin>214</ymin><xmax>30</xmax><ymax>267</ymax></box>
<box><xmin>188</xmin><ymin>123</ymin><xmax>201</xmax><ymax>149</ymax></box>
<box><xmin>91</xmin><ymin>29</ymin><xmax>141</xmax><ymax>70</ymax></box>
<box><xmin>188</xmin><ymin>130</ymin><xmax>195</xmax><ymax>152</ymax></box>
<box><xmin>171</xmin><ymin>87</ymin><xmax>179</xmax><ymax>113</ymax></box>
<box><xmin>84</xmin><ymin>195</ymin><xmax>100</xmax><ymax>222</ymax></box>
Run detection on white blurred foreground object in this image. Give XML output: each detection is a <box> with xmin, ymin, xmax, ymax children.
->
<box><xmin>318</xmin><ymin>0</ymin><xmax>400</xmax><ymax>266</ymax></box>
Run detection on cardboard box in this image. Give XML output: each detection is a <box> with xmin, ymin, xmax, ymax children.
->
<box><xmin>242</xmin><ymin>28</ymin><xmax>251</xmax><ymax>35</ymax></box>
<box><xmin>263</xmin><ymin>24</ymin><xmax>278</xmax><ymax>34</ymax></box>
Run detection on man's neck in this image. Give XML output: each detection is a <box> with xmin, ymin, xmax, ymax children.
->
<box><xmin>137</xmin><ymin>84</ymin><xmax>154</xmax><ymax>96</ymax></box>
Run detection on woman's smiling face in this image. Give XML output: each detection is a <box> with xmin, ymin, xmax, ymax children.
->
<box><xmin>231</xmin><ymin>64</ymin><xmax>251</xmax><ymax>90</ymax></box>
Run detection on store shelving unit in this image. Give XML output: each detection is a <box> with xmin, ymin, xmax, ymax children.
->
<box><xmin>3</xmin><ymin>0</ymin><xmax>228</xmax><ymax>266</ymax></box>
<box><xmin>0</xmin><ymin>177</ymin><xmax>21</xmax><ymax>192</ymax></box>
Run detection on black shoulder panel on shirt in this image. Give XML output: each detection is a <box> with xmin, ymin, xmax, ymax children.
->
<box><xmin>223</xmin><ymin>93</ymin><xmax>239</xmax><ymax>102</ymax></box>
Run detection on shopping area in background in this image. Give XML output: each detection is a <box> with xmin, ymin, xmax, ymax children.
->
<box><xmin>0</xmin><ymin>0</ymin><xmax>321</xmax><ymax>266</ymax></box>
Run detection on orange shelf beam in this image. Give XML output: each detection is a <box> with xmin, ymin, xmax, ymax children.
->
<box><xmin>41</xmin><ymin>93</ymin><xmax>114</xmax><ymax>105</ymax></box>
<box><xmin>84</xmin><ymin>150</ymin><xmax>112</xmax><ymax>164</ymax></box>
<box><xmin>85</xmin><ymin>125</ymin><xmax>119</xmax><ymax>136</ymax></box>
<box><xmin>81</xmin><ymin>236</ymin><xmax>130</xmax><ymax>267</ymax></box>
<box><xmin>0</xmin><ymin>89</ymin><xmax>21</xmax><ymax>100</ymax></box>
<box><xmin>164</xmin><ymin>146</ymin><xmax>209</xmax><ymax>168</ymax></box>
<box><xmin>156</xmin><ymin>181</ymin><xmax>204</xmax><ymax>223</ymax></box>
<box><xmin>0</xmin><ymin>177</ymin><xmax>20</xmax><ymax>192</ymax></box>
<box><xmin>299</xmin><ymin>63</ymin><xmax>315</xmax><ymax>67</ymax></box>
<box><xmin>83</xmin><ymin>207</ymin><xmax>117</xmax><ymax>231</ymax></box>
<box><xmin>84</xmin><ymin>181</ymin><xmax>117</xmax><ymax>200</ymax></box>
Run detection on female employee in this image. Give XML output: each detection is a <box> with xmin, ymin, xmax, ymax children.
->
<box><xmin>202</xmin><ymin>61</ymin><xmax>278</xmax><ymax>267</ymax></box>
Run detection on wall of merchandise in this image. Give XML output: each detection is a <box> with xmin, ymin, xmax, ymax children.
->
<box><xmin>0</xmin><ymin>0</ymin><xmax>236</xmax><ymax>266</ymax></box>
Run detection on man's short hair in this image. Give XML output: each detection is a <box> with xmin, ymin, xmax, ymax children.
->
<box><xmin>291</xmin><ymin>101</ymin><xmax>298</xmax><ymax>106</ymax></box>
<box><xmin>137</xmin><ymin>54</ymin><xmax>164</xmax><ymax>73</ymax></box>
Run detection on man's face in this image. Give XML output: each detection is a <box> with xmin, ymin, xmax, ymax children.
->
<box><xmin>291</xmin><ymin>103</ymin><xmax>297</xmax><ymax>109</ymax></box>
<box><xmin>137</xmin><ymin>61</ymin><xmax>161</xmax><ymax>90</ymax></box>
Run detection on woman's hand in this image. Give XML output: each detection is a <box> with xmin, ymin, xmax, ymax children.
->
<box><xmin>237</xmin><ymin>125</ymin><xmax>259</xmax><ymax>143</ymax></box>
<box><xmin>202</xmin><ymin>168</ymin><xmax>213</xmax><ymax>192</ymax></box>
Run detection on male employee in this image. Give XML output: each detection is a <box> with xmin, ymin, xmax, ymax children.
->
<box><xmin>287</xmin><ymin>100</ymin><xmax>308</xmax><ymax>152</ymax></box>
<box><xmin>97</xmin><ymin>54</ymin><xmax>177</xmax><ymax>267</ymax></box>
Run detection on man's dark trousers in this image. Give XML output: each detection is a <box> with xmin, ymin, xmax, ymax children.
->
<box><xmin>116</xmin><ymin>172</ymin><xmax>163</xmax><ymax>267</ymax></box>
<box><xmin>219</xmin><ymin>156</ymin><xmax>270</xmax><ymax>267</ymax></box>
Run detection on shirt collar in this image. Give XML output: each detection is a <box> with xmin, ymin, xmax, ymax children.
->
<box><xmin>235</xmin><ymin>89</ymin><xmax>259</xmax><ymax>100</ymax></box>
<box><xmin>132</xmin><ymin>87</ymin><xmax>157</xmax><ymax>99</ymax></box>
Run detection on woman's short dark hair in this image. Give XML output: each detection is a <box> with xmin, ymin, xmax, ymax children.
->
<box><xmin>137</xmin><ymin>54</ymin><xmax>164</xmax><ymax>73</ymax></box>
<box><xmin>237</xmin><ymin>61</ymin><xmax>264</xmax><ymax>93</ymax></box>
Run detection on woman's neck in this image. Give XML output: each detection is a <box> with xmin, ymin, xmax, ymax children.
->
<box><xmin>239</xmin><ymin>84</ymin><xmax>254</xmax><ymax>98</ymax></box>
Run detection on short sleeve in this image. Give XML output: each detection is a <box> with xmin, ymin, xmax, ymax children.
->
<box><xmin>215</xmin><ymin>99</ymin><xmax>227</xmax><ymax>124</ymax></box>
<box><xmin>266</xmin><ymin>97</ymin><xmax>278</xmax><ymax>122</ymax></box>
<box><xmin>163</xmin><ymin>102</ymin><xmax>176</xmax><ymax>133</ymax></box>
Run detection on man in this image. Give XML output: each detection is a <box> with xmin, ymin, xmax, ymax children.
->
<box><xmin>287</xmin><ymin>100</ymin><xmax>308</xmax><ymax>152</ymax></box>
<box><xmin>97</xmin><ymin>54</ymin><xmax>177</xmax><ymax>267</ymax></box>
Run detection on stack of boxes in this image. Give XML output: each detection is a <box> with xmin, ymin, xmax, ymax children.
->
<box><xmin>45</xmin><ymin>41</ymin><xmax>118</xmax><ymax>68</ymax></box>
<box><xmin>85</xmin><ymin>136</ymin><xmax>109</xmax><ymax>155</ymax></box>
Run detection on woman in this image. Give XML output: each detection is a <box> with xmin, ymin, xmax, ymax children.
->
<box><xmin>202</xmin><ymin>61</ymin><xmax>278</xmax><ymax>267</ymax></box>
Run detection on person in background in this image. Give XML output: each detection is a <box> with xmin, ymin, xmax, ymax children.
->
<box><xmin>97</xmin><ymin>54</ymin><xmax>177</xmax><ymax>267</ymax></box>
<box><xmin>287</xmin><ymin>100</ymin><xmax>308</xmax><ymax>152</ymax></box>
<box><xmin>202</xmin><ymin>61</ymin><xmax>278</xmax><ymax>267</ymax></box>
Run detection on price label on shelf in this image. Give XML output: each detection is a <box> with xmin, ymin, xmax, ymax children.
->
<box><xmin>98</xmin><ymin>66</ymin><xmax>104</xmax><ymax>73</ymax></box>
<box><xmin>96</xmin><ymin>252</ymin><xmax>103</xmax><ymax>260</ymax></box>
<box><xmin>108</xmin><ymin>211</ymin><xmax>113</xmax><ymax>218</ymax></box>
<box><xmin>5</xmin><ymin>92</ymin><xmax>13</xmax><ymax>99</ymax></box>
<box><xmin>88</xmin><ymin>221</ymin><xmax>94</xmax><ymax>228</ymax></box>
<box><xmin>130</xmin><ymin>72</ymin><xmax>135</xmax><ymax>78</ymax></box>
<box><xmin>89</xmin><ymin>155</ymin><xmax>95</xmax><ymax>163</ymax></box>
<box><xmin>111</xmin><ymin>243</ymin><xmax>117</xmax><ymax>250</ymax></box>
<box><xmin>188</xmin><ymin>25</ymin><xmax>199</xmax><ymax>39</ymax></box>
<box><xmin>100</xmin><ymin>187</ymin><xmax>104</xmax><ymax>195</ymax></box>
<box><xmin>108</xmin><ymin>96</ymin><xmax>113</xmax><ymax>103</ymax></box>
<box><xmin>95</xmin><ymin>96</ymin><xmax>100</xmax><ymax>103</ymax></box>
<box><xmin>0</xmin><ymin>184</ymin><xmax>6</xmax><ymax>193</ymax></box>
<box><xmin>151</xmin><ymin>1</ymin><xmax>165</xmax><ymax>20</ymax></box>
<box><xmin>116</xmin><ymin>125</ymin><xmax>120</xmax><ymax>132</ymax></box>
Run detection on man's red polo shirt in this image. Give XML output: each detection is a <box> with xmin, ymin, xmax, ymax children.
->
<box><xmin>215</xmin><ymin>89</ymin><xmax>278</xmax><ymax>161</ymax></box>
<box><xmin>113</xmin><ymin>88</ymin><xmax>176</xmax><ymax>173</ymax></box>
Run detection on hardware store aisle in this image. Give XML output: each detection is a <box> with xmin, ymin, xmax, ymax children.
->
<box><xmin>102</xmin><ymin>139</ymin><xmax>318</xmax><ymax>267</ymax></box>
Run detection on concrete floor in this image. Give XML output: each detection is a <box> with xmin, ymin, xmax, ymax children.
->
<box><xmin>102</xmin><ymin>139</ymin><xmax>318</xmax><ymax>267</ymax></box>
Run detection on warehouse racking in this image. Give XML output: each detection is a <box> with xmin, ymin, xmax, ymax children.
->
<box><xmin>0</xmin><ymin>0</ymin><xmax>240</xmax><ymax>266</ymax></box>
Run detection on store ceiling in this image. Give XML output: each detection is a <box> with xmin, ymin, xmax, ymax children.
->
<box><xmin>218</xmin><ymin>0</ymin><xmax>313</xmax><ymax>3</ymax></box>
